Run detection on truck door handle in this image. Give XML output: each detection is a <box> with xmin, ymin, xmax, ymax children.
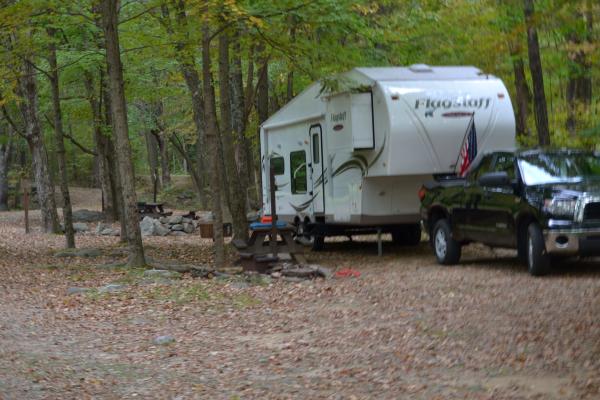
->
<box><xmin>309</xmin><ymin>191</ymin><xmax>314</xmax><ymax>196</ymax></box>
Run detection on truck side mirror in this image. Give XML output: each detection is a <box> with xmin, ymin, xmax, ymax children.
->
<box><xmin>478</xmin><ymin>171</ymin><xmax>511</xmax><ymax>187</ymax></box>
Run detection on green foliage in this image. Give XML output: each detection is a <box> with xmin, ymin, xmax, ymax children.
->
<box><xmin>0</xmin><ymin>0</ymin><xmax>598</xmax><ymax>187</ymax></box>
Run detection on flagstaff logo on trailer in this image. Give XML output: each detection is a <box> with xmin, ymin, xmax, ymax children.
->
<box><xmin>330</xmin><ymin>111</ymin><xmax>347</xmax><ymax>131</ymax></box>
<box><xmin>415</xmin><ymin>97</ymin><xmax>492</xmax><ymax>117</ymax></box>
<box><xmin>330</xmin><ymin>111</ymin><xmax>347</xmax><ymax>122</ymax></box>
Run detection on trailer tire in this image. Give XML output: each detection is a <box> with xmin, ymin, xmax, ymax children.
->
<box><xmin>432</xmin><ymin>219</ymin><xmax>461</xmax><ymax>265</ymax></box>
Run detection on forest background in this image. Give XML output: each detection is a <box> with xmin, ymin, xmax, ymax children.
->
<box><xmin>0</xmin><ymin>0</ymin><xmax>597</xmax><ymax>267</ymax></box>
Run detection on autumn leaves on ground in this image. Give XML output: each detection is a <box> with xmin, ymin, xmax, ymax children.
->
<box><xmin>0</xmin><ymin>188</ymin><xmax>599</xmax><ymax>399</ymax></box>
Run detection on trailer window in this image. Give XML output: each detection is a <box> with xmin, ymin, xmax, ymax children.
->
<box><xmin>270</xmin><ymin>156</ymin><xmax>284</xmax><ymax>175</ymax></box>
<box><xmin>312</xmin><ymin>134</ymin><xmax>320</xmax><ymax>164</ymax></box>
<box><xmin>290</xmin><ymin>151</ymin><xmax>307</xmax><ymax>194</ymax></box>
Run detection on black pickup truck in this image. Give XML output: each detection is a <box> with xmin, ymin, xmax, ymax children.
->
<box><xmin>420</xmin><ymin>149</ymin><xmax>600</xmax><ymax>276</ymax></box>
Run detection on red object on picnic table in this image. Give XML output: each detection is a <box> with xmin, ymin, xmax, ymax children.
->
<box><xmin>261</xmin><ymin>215</ymin><xmax>273</xmax><ymax>223</ymax></box>
<box><xmin>335</xmin><ymin>268</ymin><xmax>361</xmax><ymax>278</ymax></box>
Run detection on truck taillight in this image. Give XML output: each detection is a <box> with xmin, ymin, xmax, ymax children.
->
<box><xmin>418</xmin><ymin>186</ymin><xmax>427</xmax><ymax>201</ymax></box>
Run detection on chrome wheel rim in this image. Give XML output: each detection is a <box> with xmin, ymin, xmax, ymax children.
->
<box><xmin>435</xmin><ymin>229</ymin><xmax>447</xmax><ymax>259</ymax></box>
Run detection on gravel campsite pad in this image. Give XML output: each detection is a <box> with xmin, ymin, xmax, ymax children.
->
<box><xmin>1</xmin><ymin>189</ymin><xmax>600</xmax><ymax>399</ymax></box>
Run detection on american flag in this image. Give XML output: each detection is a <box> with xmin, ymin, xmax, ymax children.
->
<box><xmin>458</xmin><ymin>115</ymin><xmax>477</xmax><ymax>177</ymax></box>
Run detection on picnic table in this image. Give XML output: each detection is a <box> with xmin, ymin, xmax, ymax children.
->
<box><xmin>137</xmin><ymin>202</ymin><xmax>172</xmax><ymax>219</ymax></box>
<box><xmin>233</xmin><ymin>221</ymin><xmax>306</xmax><ymax>271</ymax></box>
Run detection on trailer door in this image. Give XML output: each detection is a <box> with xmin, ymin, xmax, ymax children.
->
<box><xmin>309</xmin><ymin>124</ymin><xmax>325</xmax><ymax>214</ymax></box>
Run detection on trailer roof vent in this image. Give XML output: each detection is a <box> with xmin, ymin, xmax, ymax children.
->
<box><xmin>409</xmin><ymin>64</ymin><xmax>433</xmax><ymax>73</ymax></box>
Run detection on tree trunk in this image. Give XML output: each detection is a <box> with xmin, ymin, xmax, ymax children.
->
<box><xmin>48</xmin><ymin>28</ymin><xmax>75</xmax><ymax>248</ymax></box>
<box><xmin>84</xmin><ymin>70</ymin><xmax>116</xmax><ymax>221</ymax></box>
<box><xmin>524</xmin><ymin>0</ymin><xmax>550</xmax><ymax>146</ymax></box>
<box><xmin>255</xmin><ymin>47</ymin><xmax>269</xmax><ymax>203</ymax></box>
<box><xmin>231</xmin><ymin>29</ymin><xmax>251</xmax><ymax>218</ymax></box>
<box><xmin>508</xmin><ymin>41</ymin><xmax>531</xmax><ymax>138</ymax></box>
<box><xmin>101</xmin><ymin>0</ymin><xmax>145</xmax><ymax>266</ymax></box>
<box><xmin>219</xmin><ymin>31</ymin><xmax>248</xmax><ymax>241</ymax></box>
<box><xmin>0</xmin><ymin>126</ymin><xmax>12</xmax><ymax>211</ymax></box>
<box><xmin>156</xmin><ymin>132</ymin><xmax>171</xmax><ymax>187</ymax></box>
<box><xmin>202</xmin><ymin>24</ymin><xmax>225</xmax><ymax>268</ymax></box>
<box><xmin>17</xmin><ymin>59</ymin><xmax>60</xmax><ymax>233</ymax></box>
<box><xmin>145</xmin><ymin>130</ymin><xmax>160</xmax><ymax>194</ymax></box>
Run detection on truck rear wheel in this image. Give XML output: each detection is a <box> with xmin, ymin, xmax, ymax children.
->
<box><xmin>526</xmin><ymin>222</ymin><xmax>550</xmax><ymax>276</ymax></box>
<box><xmin>432</xmin><ymin>219</ymin><xmax>461</xmax><ymax>265</ymax></box>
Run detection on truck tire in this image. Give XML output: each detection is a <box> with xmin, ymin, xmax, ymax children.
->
<box><xmin>526</xmin><ymin>222</ymin><xmax>550</xmax><ymax>276</ymax></box>
<box><xmin>432</xmin><ymin>219</ymin><xmax>461</xmax><ymax>265</ymax></box>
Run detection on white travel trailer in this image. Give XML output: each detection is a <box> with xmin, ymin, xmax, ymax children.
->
<box><xmin>260</xmin><ymin>65</ymin><xmax>516</xmax><ymax>249</ymax></box>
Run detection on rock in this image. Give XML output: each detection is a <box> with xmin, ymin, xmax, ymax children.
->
<box><xmin>170</xmin><ymin>231</ymin><xmax>186</xmax><ymax>236</ymax></box>
<box><xmin>153</xmin><ymin>335</ymin><xmax>175</xmax><ymax>345</ymax></box>
<box><xmin>72</xmin><ymin>209</ymin><xmax>104</xmax><ymax>223</ymax></box>
<box><xmin>281</xmin><ymin>266</ymin><xmax>316</xmax><ymax>278</ymax></box>
<box><xmin>67</xmin><ymin>287</ymin><xmax>91</xmax><ymax>295</ymax></box>
<box><xmin>98</xmin><ymin>284</ymin><xmax>125</xmax><ymax>293</ymax></box>
<box><xmin>140</xmin><ymin>216</ymin><xmax>155</xmax><ymax>236</ymax></box>
<box><xmin>191</xmin><ymin>220</ymin><xmax>199</xmax><ymax>229</ymax></box>
<box><xmin>167</xmin><ymin>215</ymin><xmax>183</xmax><ymax>225</ymax></box>
<box><xmin>159</xmin><ymin>216</ymin><xmax>169</xmax><ymax>224</ymax></box>
<box><xmin>271</xmin><ymin>272</ymin><xmax>282</xmax><ymax>279</ymax></box>
<box><xmin>100</xmin><ymin>228</ymin><xmax>116</xmax><ymax>236</ymax></box>
<box><xmin>55</xmin><ymin>248</ymin><xmax>102</xmax><ymax>258</ymax></box>
<box><xmin>182</xmin><ymin>217</ymin><xmax>192</xmax><ymax>224</ymax></box>
<box><xmin>110</xmin><ymin>229</ymin><xmax>121</xmax><ymax>237</ymax></box>
<box><xmin>314</xmin><ymin>265</ymin><xmax>333</xmax><ymax>279</ymax></box>
<box><xmin>95</xmin><ymin>222</ymin><xmax>112</xmax><ymax>234</ymax></box>
<box><xmin>153</xmin><ymin>221</ymin><xmax>170</xmax><ymax>236</ymax></box>
<box><xmin>72</xmin><ymin>222</ymin><xmax>89</xmax><ymax>232</ymax></box>
<box><xmin>143</xmin><ymin>269</ymin><xmax>182</xmax><ymax>279</ymax></box>
<box><xmin>183</xmin><ymin>223</ymin><xmax>194</xmax><ymax>234</ymax></box>
<box><xmin>171</xmin><ymin>224</ymin><xmax>184</xmax><ymax>231</ymax></box>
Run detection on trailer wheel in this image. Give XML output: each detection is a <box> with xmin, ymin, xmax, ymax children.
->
<box><xmin>432</xmin><ymin>219</ymin><xmax>461</xmax><ymax>265</ymax></box>
<box><xmin>295</xmin><ymin>220</ymin><xmax>325</xmax><ymax>251</ymax></box>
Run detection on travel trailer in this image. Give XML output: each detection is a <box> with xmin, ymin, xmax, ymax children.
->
<box><xmin>260</xmin><ymin>65</ymin><xmax>516</xmax><ymax>249</ymax></box>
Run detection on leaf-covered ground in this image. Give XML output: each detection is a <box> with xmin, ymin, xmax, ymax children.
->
<box><xmin>1</xmin><ymin>188</ymin><xmax>599</xmax><ymax>399</ymax></box>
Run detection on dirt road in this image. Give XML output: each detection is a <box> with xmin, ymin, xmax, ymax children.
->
<box><xmin>0</xmin><ymin>190</ymin><xmax>599</xmax><ymax>399</ymax></box>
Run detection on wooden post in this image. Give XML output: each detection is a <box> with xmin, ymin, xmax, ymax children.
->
<box><xmin>23</xmin><ymin>179</ymin><xmax>30</xmax><ymax>234</ymax></box>
<box><xmin>269</xmin><ymin>165</ymin><xmax>278</xmax><ymax>257</ymax></box>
